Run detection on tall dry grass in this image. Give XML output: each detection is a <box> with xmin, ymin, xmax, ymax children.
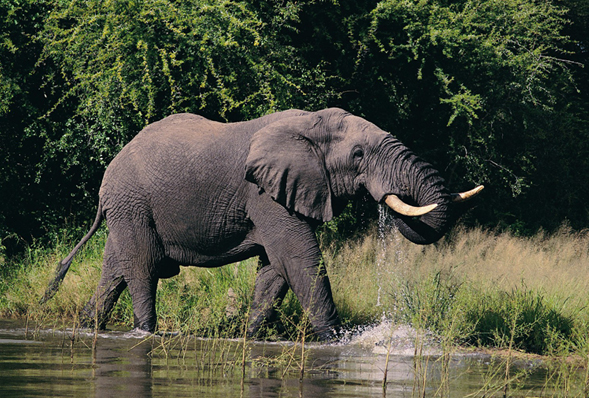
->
<box><xmin>326</xmin><ymin>224</ymin><xmax>589</xmax><ymax>309</ymax></box>
<box><xmin>323</xmin><ymin>222</ymin><xmax>589</xmax><ymax>355</ymax></box>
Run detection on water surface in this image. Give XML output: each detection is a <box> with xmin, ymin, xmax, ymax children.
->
<box><xmin>0</xmin><ymin>319</ymin><xmax>581</xmax><ymax>397</ymax></box>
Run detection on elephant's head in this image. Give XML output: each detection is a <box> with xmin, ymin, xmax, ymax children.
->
<box><xmin>245</xmin><ymin>108</ymin><xmax>482</xmax><ymax>244</ymax></box>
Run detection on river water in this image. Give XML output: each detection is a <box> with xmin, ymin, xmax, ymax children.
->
<box><xmin>1</xmin><ymin>319</ymin><xmax>583</xmax><ymax>397</ymax></box>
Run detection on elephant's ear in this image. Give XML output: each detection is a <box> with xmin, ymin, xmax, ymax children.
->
<box><xmin>245</xmin><ymin>116</ymin><xmax>334</xmax><ymax>222</ymax></box>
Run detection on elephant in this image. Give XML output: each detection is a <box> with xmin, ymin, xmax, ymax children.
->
<box><xmin>42</xmin><ymin>108</ymin><xmax>482</xmax><ymax>340</ymax></box>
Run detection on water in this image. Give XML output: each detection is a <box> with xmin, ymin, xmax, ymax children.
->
<box><xmin>376</xmin><ymin>205</ymin><xmax>403</xmax><ymax>307</ymax></box>
<box><xmin>376</xmin><ymin>205</ymin><xmax>392</xmax><ymax>306</ymax></box>
<box><xmin>0</xmin><ymin>319</ymin><xmax>581</xmax><ymax>397</ymax></box>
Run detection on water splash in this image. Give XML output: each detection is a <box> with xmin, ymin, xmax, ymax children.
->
<box><xmin>332</xmin><ymin>317</ymin><xmax>441</xmax><ymax>356</ymax></box>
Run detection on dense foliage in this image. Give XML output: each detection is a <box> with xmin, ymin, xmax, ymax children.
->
<box><xmin>1</xmin><ymin>0</ymin><xmax>588</xmax><ymax>255</ymax></box>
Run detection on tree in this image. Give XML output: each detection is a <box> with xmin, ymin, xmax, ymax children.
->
<box><xmin>1</xmin><ymin>0</ymin><xmax>587</xmax><ymax>254</ymax></box>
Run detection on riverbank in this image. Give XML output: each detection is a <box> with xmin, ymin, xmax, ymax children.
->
<box><xmin>1</xmin><ymin>223</ymin><xmax>588</xmax><ymax>361</ymax></box>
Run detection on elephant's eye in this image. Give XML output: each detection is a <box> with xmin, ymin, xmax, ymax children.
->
<box><xmin>353</xmin><ymin>148</ymin><xmax>364</xmax><ymax>159</ymax></box>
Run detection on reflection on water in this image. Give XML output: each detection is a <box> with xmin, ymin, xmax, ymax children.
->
<box><xmin>0</xmin><ymin>319</ymin><xmax>583</xmax><ymax>397</ymax></box>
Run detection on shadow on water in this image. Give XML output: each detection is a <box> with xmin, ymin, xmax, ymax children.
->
<box><xmin>0</xmin><ymin>319</ymin><xmax>584</xmax><ymax>397</ymax></box>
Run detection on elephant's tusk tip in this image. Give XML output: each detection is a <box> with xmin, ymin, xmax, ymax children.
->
<box><xmin>384</xmin><ymin>195</ymin><xmax>438</xmax><ymax>217</ymax></box>
<box><xmin>452</xmin><ymin>185</ymin><xmax>484</xmax><ymax>202</ymax></box>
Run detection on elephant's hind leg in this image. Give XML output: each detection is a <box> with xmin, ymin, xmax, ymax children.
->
<box><xmin>125</xmin><ymin>275</ymin><xmax>159</xmax><ymax>333</ymax></box>
<box><xmin>105</xmin><ymin>216</ymin><xmax>164</xmax><ymax>333</ymax></box>
<box><xmin>80</xmin><ymin>239</ymin><xmax>127</xmax><ymax>329</ymax></box>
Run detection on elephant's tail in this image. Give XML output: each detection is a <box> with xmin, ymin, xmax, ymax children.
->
<box><xmin>40</xmin><ymin>204</ymin><xmax>104</xmax><ymax>304</ymax></box>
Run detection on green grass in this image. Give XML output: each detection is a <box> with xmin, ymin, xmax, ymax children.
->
<box><xmin>1</xmin><ymin>224</ymin><xmax>588</xmax><ymax>360</ymax></box>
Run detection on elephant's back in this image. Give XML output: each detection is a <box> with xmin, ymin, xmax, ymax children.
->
<box><xmin>105</xmin><ymin>112</ymin><xmax>245</xmax><ymax>172</ymax></box>
<box><xmin>136</xmin><ymin>113</ymin><xmax>222</xmax><ymax>138</ymax></box>
<box><xmin>129</xmin><ymin>113</ymin><xmax>227</xmax><ymax>147</ymax></box>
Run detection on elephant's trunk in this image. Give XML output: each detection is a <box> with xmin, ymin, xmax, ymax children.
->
<box><xmin>391</xmin><ymin>161</ymin><xmax>453</xmax><ymax>245</ymax></box>
<box><xmin>371</xmin><ymin>137</ymin><xmax>453</xmax><ymax>245</ymax></box>
<box><xmin>386</xmin><ymin>184</ymin><xmax>484</xmax><ymax>244</ymax></box>
<box><xmin>392</xmin><ymin>202</ymin><xmax>452</xmax><ymax>245</ymax></box>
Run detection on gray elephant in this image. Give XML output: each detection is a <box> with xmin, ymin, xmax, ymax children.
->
<box><xmin>42</xmin><ymin>108</ymin><xmax>482</xmax><ymax>340</ymax></box>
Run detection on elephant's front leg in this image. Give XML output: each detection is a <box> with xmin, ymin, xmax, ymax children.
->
<box><xmin>249</xmin><ymin>196</ymin><xmax>340</xmax><ymax>340</ymax></box>
<box><xmin>284</xmin><ymin>253</ymin><xmax>340</xmax><ymax>340</ymax></box>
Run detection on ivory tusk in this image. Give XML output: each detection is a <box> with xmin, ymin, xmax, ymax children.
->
<box><xmin>452</xmin><ymin>185</ymin><xmax>484</xmax><ymax>202</ymax></box>
<box><xmin>384</xmin><ymin>195</ymin><xmax>438</xmax><ymax>217</ymax></box>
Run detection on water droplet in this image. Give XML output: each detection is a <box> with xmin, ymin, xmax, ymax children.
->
<box><xmin>376</xmin><ymin>204</ymin><xmax>399</xmax><ymax>307</ymax></box>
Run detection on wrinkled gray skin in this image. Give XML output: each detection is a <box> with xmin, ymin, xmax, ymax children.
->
<box><xmin>44</xmin><ymin>108</ymin><xmax>456</xmax><ymax>340</ymax></box>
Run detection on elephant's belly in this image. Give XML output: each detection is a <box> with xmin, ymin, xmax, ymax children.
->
<box><xmin>165</xmin><ymin>239</ymin><xmax>263</xmax><ymax>268</ymax></box>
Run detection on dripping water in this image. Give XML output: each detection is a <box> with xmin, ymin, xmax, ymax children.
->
<box><xmin>376</xmin><ymin>204</ymin><xmax>394</xmax><ymax>307</ymax></box>
<box><xmin>375</xmin><ymin>204</ymin><xmax>403</xmax><ymax>307</ymax></box>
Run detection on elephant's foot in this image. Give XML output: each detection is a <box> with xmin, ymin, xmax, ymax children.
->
<box><xmin>312</xmin><ymin>324</ymin><xmax>342</xmax><ymax>342</ymax></box>
<box><xmin>126</xmin><ymin>328</ymin><xmax>154</xmax><ymax>338</ymax></box>
<box><xmin>246</xmin><ymin>307</ymin><xmax>287</xmax><ymax>340</ymax></box>
<box><xmin>247</xmin><ymin>312</ymin><xmax>342</xmax><ymax>343</ymax></box>
<box><xmin>246</xmin><ymin>312</ymin><xmax>267</xmax><ymax>340</ymax></box>
<box><xmin>132</xmin><ymin>308</ymin><xmax>158</xmax><ymax>334</ymax></box>
<box><xmin>132</xmin><ymin>320</ymin><xmax>157</xmax><ymax>334</ymax></box>
<box><xmin>79</xmin><ymin>304</ymin><xmax>109</xmax><ymax>331</ymax></box>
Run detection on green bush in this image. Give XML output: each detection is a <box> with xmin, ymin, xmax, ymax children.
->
<box><xmin>464</xmin><ymin>287</ymin><xmax>575</xmax><ymax>355</ymax></box>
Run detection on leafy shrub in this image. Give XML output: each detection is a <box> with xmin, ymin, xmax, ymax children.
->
<box><xmin>464</xmin><ymin>287</ymin><xmax>575</xmax><ymax>355</ymax></box>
